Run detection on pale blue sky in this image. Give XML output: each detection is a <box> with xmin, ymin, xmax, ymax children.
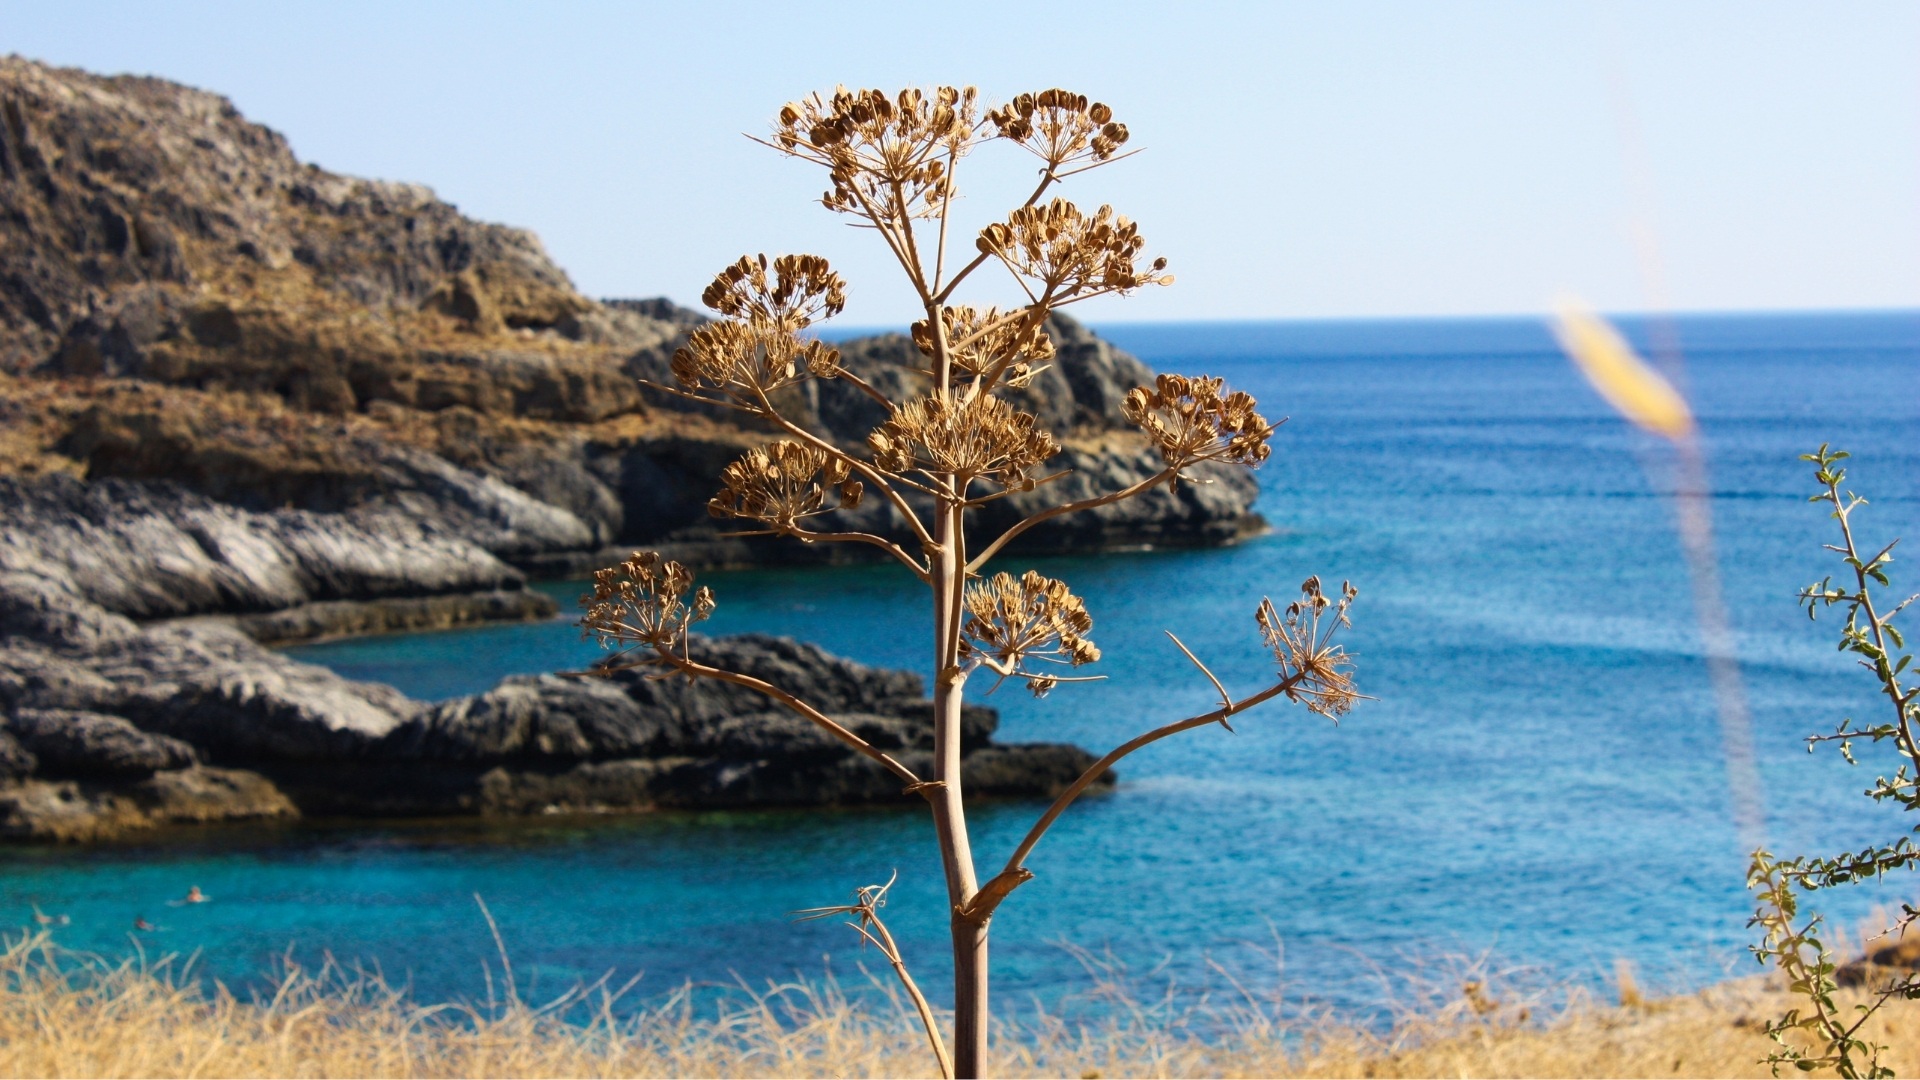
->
<box><xmin>7</xmin><ymin>1</ymin><xmax>1916</xmax><ymax>324</ymax></box>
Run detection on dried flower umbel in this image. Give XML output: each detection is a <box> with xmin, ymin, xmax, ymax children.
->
<box><xmin>979</xmin><ymin>199</ymin><xmax>1170</xmax><ymax>303</ymax></box>
<box><xmin>986</xmin><ymin>88</ymin><xmax>1131</xmax><ymax>171</ymax></box>
<box><xmin>868</xmin><ymin>393</ymin><xmax>1059</xmax><ymax>493</ymax></box>
<box><xmin>669</xmin><ymin>254</ymin><xmax>846</xmax><ymax>405</ymax></box>
<box><xmin>709</xmin><ymin>441</ymin><xmax>863</xmax><ymax>533</ymax></box>
<box><xmin>581</xmin><ymin>552</ymin><xmax>714</xmax><ymax>667</ymax></box>
<box><xmin>911</xmin><ymin>305</ymin><xmax>1055</xmax><ymax>391</ymax></box>
<box><xmin>961</xmin><ymin>570</ymin><xmax>1101</xmax><ymax>697</ymax></box>
<box><xmin>776</xmin><ymin>86</ymin><xmax>980</xmax><ymax>225</ymax></box>
<box><xmin>1125</xmin><ymin>373</ymin><xmax>1274</xmax><ymax>479</ymax></box>
<box><xmin>589</xmin><ymin>85</ymin><xmax>1360</xmax><ymax>1080</ymax></box>
<box><xmin>1257</xmin><ymin>576</ymin><xmax>1360</xmax><ymax>719</ymax></box>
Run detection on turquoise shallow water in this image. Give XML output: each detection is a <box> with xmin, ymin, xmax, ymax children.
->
<box><xmin>6</xmin><ymin>313</ymin><xmax>1920</xmax><ymax>1017</ymax></box>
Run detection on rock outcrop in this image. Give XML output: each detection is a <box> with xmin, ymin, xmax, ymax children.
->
<box><xmin>0</xmin><ymin>56</ymin><xmax>1262</xmax><ymax>586</ymax></box>
<box><xmin>0</xmin><ymin>553</ymin><xmax>1109</xmax><ymax>840</ymax></box>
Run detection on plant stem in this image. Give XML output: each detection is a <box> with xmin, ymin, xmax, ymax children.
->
<box><xmin>950</xmin><ymin>915</ymin><xmax>989</xmax><ymax>1078</ymax></box>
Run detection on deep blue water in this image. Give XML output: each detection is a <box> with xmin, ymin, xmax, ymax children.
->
<box><xmin>6</xmin><ymin>312</ymin><xmax>1920</xmax><ymax>1019</ymax></box>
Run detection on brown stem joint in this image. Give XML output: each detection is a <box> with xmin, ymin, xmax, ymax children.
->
<box><xmin>953</xmin><ymin>867</ymin><xmax>1034</xmax><ymax>926</ymax></box>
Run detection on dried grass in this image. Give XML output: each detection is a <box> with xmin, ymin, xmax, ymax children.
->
<box><xmin>3</xmin><ymin>930</ymin><xmax>1916</xmax><ymax>1079</ymax></box>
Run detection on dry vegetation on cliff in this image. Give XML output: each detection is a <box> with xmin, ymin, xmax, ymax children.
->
<box><xmin>3</xmin><ymin>931</ymin><xmax>1917</xmax><ymax>1078</ymax></box>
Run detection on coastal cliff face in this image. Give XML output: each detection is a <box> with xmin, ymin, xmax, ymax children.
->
<box><xmin>0</xmin><ymin>55</ymin><xmax>1261</xmax><ymax>583</ymax></box>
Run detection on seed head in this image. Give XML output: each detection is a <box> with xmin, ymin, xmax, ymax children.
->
<box><xmin>910</xmin><ymin>305</ymin><xmax>1055</xmax><ymax>389</ymax></box>
<box><xmin>579</xmin><ymin>551</ymin><xmax>716</xmax><ymax>660</ymax></box>
<box><xmin>962</xmin><ymin>569</ymin><xmax>1101</xmax><ymax>697</ymax></box>
<box><xmin>772</xmin><ymin>86</ymin><xmax>981</xmax><ymax>220</ymax></box>
<box><xmin>699</xmin><ymin>253</ymin><xmax>846</xmax><ymax>326</ymax></box>
<box><xmin>709</xmin><ymin>440</ymin><xmax>863</xmax><ymax>531</ymax></box>
<box><xmin>985</xmin><ymin>88</ymin><xmax>1130</xmax><ymax>168</ymax></box>
<box><xmin>1122</xmin><ymin>373</ymin><xmax>1272</xmax><ymax>478</ymax></box>
<box><xmin>1255</xmin><ymin>577</ymin><xmax>1361</xmax><ymax>719</ymax></box>
<box><xmin>977</xmin><ymin>199</ymin><xmax>1170</xmax><ymax>302</ymax></box>
<box><xmin>671</xmin><ymin>321</ymin><xmax>842</xmax><ymax>400</ymax></box>
<box><xmin>867</xmin><ymin>393</ymin><xmax>1058</xmax><ymax>490</ymax></box>
<box><xmin>671</xmin><ymin>254</ymin><xmax>845</xmax><ymax>402</ymax></box>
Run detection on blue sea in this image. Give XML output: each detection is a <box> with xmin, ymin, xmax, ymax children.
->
<box><xmin>6</xmin><ymin>313</ymin><xmax>1920</xmax><ymax>1019</ymax></box>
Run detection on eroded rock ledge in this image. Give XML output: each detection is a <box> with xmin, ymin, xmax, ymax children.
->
<box><xmin>0</xmin><ymin>551</ymin><xmax>1108</xmax><ymax>841</ymax></box>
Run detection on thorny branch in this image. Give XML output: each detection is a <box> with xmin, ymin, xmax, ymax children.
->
<box><xmin>1747</xmin><ymin>446</ymin><xmax>1920</xmax><ymax>1079</ymax></box>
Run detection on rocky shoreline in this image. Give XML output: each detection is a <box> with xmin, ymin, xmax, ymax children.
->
<box><xmin>0</xmin><ymin>533</ymin><xmax>1111</xmax><ymax>840</ymax></box>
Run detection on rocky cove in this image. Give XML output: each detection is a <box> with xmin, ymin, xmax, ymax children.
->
<box><xmin>0</xmin><ymin>57</ymin><xmax>1264</xmax><ymax>840</ymax></box>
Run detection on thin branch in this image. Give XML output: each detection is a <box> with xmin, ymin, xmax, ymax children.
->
<box><xmin>932</xmin><ymin>167</ymin><xmax>1058</xmax><ymax>305</ymax></box>
<box><xmin>845</xmin><ymin>178</ymin><xmax>930</xmax><ymax>303</ymax></box>
<box><xmin>720</xmin><ymin>523</ymin><xmax>928</xmax><ymax>578</ymax></box>
<box><xmin>967</xmin><ymin>465</ymin><xmax>1177</xmax><ymax>572</ymax></box>
<box><xmin>932</xmin><ymin>144</ymin><xmax>959</xmax><ymax>293</ymax></box>
<box><xmin>786</xmin><ymin>527</ymin><xmax>931</xmax><ymax>580</ymax></box>
<box><xmin>833</xmin><ymin>365</ymin><xmax>897</xmax><ymax>410</ymax></box>
<box><xmin>962</xmin><ymin>470</ymin><xmax>1069</xmax><ymax>507</ymax></box>
<box><xmin>636</xmin><ymin>377</ymin><xmax>759</xmax><ymax>415</ymax></box>
<box><xmin>1828</xmin><ymin>472</ymin><xmax>1920</xmax><ymax>769</ymax></box>
<box><xmin>968</xmin><ymin>674</ymin><xmax>1309</xmax><ymax>922</ymax></box>
<box><xmin>892</xmin><ymin>176</ymin><xmax>930</xmax><ymax>297</ymax></box>
<box><xmin>995</xmin><ymin>249</ymin><xmax>1042</xmax><ymax>305</ymax></box>
<box><xmin>792</xmin><ymin>874</ymin><xmax>953</xmax><ymax>1080</ymax></box>
<box><xmin>1166</xmin><ymin>631</ymin><xmax>1232</xmax><ymax>714</ymax></box>
<box><xmin>588</xmin><ymin>653</ymin><xmax>922</xmax><ymax>787</ymax></box>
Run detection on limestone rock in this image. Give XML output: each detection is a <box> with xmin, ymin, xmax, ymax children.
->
<box><xmin>0</xmin><ymin>474</ymin><xmax>524</xmax><ymax>620</ymax></box>
<box><xmin>0</xmin><ymin>766</ymin><xmax>296</xmax><ymax>842</ymax></box>
<box><xmin>0</xmin><ymin>559</ymin><xmax>1110</xmax><ymax>832</ymax></box>
<box><xmin>360</xmin><ymin>634</ymin><xmax>1106</xmax><ymax>815</ymax></box>
<box><xmin>230</xmin><ymin>589</ymin><xmax>559</xmax><ymax>646</ymax></box>
<box><xmin>106</xmin><ymin>619</ymin><xmax>418</xmax><ymax>761</ymax></box>
<box><xmin>6</xmin><ymin>708</ymin><xmax>197</xmax><ymax>779</ymax></box>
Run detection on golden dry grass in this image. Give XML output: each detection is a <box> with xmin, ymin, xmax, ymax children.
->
<box><xmin>2</xmin><ymin>930</ymin><xmax>1916</xmax><ymax>1079</ymax></box>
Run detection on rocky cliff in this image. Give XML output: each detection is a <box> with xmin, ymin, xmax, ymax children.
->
<box><xmin>0</xmin><ymin>55</ymin><xmax>1262</xmax><ymax>592</ymax></box>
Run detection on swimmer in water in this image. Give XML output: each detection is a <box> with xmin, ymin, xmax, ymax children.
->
<box><xmin>166</xmin><ymin>886</ymin><xmax>209</xmax><ymax>907</ymax></box>
<box><xmin>133</xmin><ymin>917</ymin><xmax>155</xmax><ymax>932</ymax></box>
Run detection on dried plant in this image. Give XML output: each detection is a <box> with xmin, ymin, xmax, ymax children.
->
<box><xmin>960</xmin><ymin>570</ymin><xmax>1101</xmax><ymax>698</ymax></box>
<box><xmin>1748</xmin><ymin>446</ymin><xmax>1920</xmax><ymax>1079</ymax></box>
<box><xmin>708</xmin><ymin>441</ymin><xmax>863</xmax><ymax>533</ymax></box>
<box><xmin>911</xmin><ymin>305</ymin><xmax>1055</xmax><ymax>389</ymax></box>
<box><xmin>1258</xmin><ymin>577</ymin><xmax>1361</xmax><ymax>720</ymax></box>
<box><xmin>868</xmin><ymin>393</ymin><xmax>1060</xmax><ymax>491</ymax></box>
<box><xmin>1126</xmin><ymin>373</ymin><xmax>1275</xmax><ymax>479</ymax></box>
<box><xmin>581</xmin><ymin>552</ymin><xmax>714</xmax><ymax>667</ymax></box>
<box><xmin>580</xmin><ymin>83</ymin><xmax>1360</xmax><ymax>1079</ymax></box>
<box><xmin>793</xmin><ymin>874</ymin><xmax>953</xmax><ymax>1079</ymax></box>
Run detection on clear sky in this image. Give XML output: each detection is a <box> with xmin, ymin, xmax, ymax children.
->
<box><xmin>6</xmin><ymin>1</ymin><xmax>1916</xmax><ymax>325</ymax></box>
